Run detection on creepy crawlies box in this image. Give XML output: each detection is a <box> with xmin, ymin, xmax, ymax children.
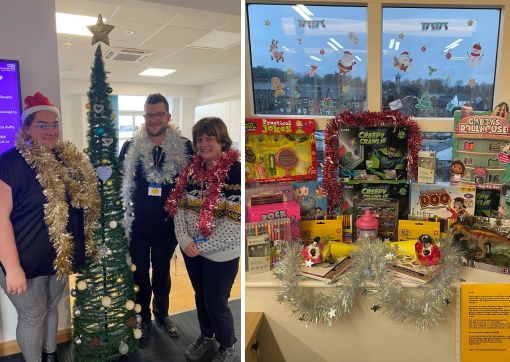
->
<box><xmin>245</xmin><ymin>118</ymin><xmax>317</xmax><ymax>183</ymax></box>
<box><xmin>337</xmin><ymin>127</ymin><xmax>408</xmax><ymax>182</ymax></box>
<box><xmin>409</xmin><ymin>183</ymin><xmax>476</xmax><ymax>221</ymax></box>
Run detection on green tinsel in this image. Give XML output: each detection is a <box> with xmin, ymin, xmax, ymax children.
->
<box><xmin>274</xmin><ymin>233</ymin><xmax>464</xmax><ymax>330</ymax></box>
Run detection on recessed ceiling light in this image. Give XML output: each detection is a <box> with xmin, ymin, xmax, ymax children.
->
<box><xmin>139</xmin><ymin>68</ymin><xmax>176</xmax><ymax>77</ymax></box>
<box><xmin>56</xmin><ymin>13</ymin><xmax>107</xmax><ymax>37</ymax></box>
<box><xmin>124</xmin><ymin>30</ymin><xmax>134</xmax><ymax>36</ymax></box>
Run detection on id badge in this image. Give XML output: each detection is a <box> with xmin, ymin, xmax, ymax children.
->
<box><xmin>194</xmin><ymin>234</ymin><xmax>208</xmax><ymax>243</ymax></box>
<box><xmin>148</xmin><ymin>183</ymin><xmax>162</xmax><ymax>197</ymax></box>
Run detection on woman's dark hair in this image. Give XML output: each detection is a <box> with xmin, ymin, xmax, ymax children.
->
<box><xmin>192</xmin><ymin>117</ymin><xmax>232</xmax><ymax>152</ymax></box>
<box><xmin>22</xmin><ymin>113</ymin><xmax>37</xmax><ymax>127</ymax></box>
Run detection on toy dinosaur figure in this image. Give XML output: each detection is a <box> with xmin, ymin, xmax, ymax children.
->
<box><xmin>450</xmin><ymin>222</ymin><xmax>510</xmax><ymax>259</ymax></box>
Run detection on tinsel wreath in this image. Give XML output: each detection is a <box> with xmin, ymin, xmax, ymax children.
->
<box><xmin>274</xmin><ymin>233</ymin><xmax>463</xmax><ymax>330</ymax></box>
<box><xmin>323</xmin><ymin>110</ymin><xmax>422</xmax><ymax>213</ymax></box>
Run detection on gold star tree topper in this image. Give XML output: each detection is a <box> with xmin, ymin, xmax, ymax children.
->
<box><xmin>87</xmin><ymin>14</ymin><xmax>115</xmax><ymax>46</ymax></box>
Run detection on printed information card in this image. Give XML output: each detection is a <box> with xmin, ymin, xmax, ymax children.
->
<box><xmin>0</xmin><ymin>60</ymin><xmax>21</xmax><ymax>155</ymax></box>
<box><xmin>460</xmin><ymin>284</ymin><xmax>510</xmax><ymax>362</ymax></box>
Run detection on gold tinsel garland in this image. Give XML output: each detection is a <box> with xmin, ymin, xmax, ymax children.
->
<box><xmin>274</xmin><ymin>234</ymin><xmax>464</xmax><ymax>330</ymax></box>
<box><xmin>16</xmin><ymin>133</ymin><xmax>100</xmax><ymax>278</ymax></box>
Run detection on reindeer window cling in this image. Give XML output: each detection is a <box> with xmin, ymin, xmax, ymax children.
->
<box><xmin>269</xmin><ymin>39</ymin><xmax>285</xmax><ymax>62</ymax></box>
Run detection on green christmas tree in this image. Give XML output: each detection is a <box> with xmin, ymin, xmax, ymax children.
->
<box><xmin>415</xmin><ymin>92</ymin><xmax>433</xmax><ymax>112</ymax></box>
<box><xmin>72</xmin><ymin>43</ymin><xmax>138</xmax><ymax>360</ymax></box>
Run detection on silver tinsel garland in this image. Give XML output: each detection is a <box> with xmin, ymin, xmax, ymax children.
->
<box><xmin>274</xmin><ymin>233</ymin><xmax>464</xmax><ymax>330</ymax></box>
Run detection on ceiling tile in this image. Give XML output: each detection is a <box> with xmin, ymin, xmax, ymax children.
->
<box><xmin>144</xmin><ymin>25</ymin><xmax>209</xmax><ymax>47</ymax></box>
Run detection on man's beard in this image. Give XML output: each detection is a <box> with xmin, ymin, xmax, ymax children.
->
<box><xmin>147</xmin><ymin>124</ymin><xmax>167</xmax><ymax>137</ymax></box>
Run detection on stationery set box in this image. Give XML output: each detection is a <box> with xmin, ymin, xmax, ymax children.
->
<box><xmin>409</xmin><ymin>183</ymin><xmax>476</xmax><ymax>221</ymax></box>
<box><xmin>293</xmin><ymin>181</ymin><xmax>328</xmax><ymax>220</ymax></box>
<box><xmin>452</xmin><ymin>216</ymin><xmax>510</xmax><ymax>275</ymax></box>
<box><xmin>300</xmin><ymin>218</ymin><xmax>343</xmax><ymax>244</ymax></box>
<box><xmin>299</xmin><ymin>255</ymin><xmax>353</xmax><ymax>283</ymax></box>
<box><xmin>247</xmin><ymin>201</ymin><xmax>301</xmax><ymax>241</ymax></box>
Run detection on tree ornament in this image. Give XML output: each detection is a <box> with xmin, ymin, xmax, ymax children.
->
<box><xmin>85</xmin><ymin>103</ymin><xmax>91</xmax><ymax>109</ymax></box>
<box><xmin>133</xmin><ymin>284</ymin><xmax>140</xmax><ymax>293</ymax></box>
<box><xmin>116</xmin><ymin>276</ymin><xmax>123</xmax><ymax>284</ymax></box>
<box><xmin>96</xmin><ymin>166</ymin><xmax>112</xmax><ymax>182</ymax></box>
<box><xmin>134</xmin><ymin>304</ymin><xmax>142</xmax><ymax>313</ymax></box>
<box><xmin>126</xmin><ymin>317</ymin><xmax>138</xmax><ymax>329</ymax></box>
<box><xmin>87</xmin><ymin>14</ymin><xmax>115</xmax><ymax>46</ymax></box>
<box><xmin>77</xmin><ymin>281</ymin><xmax>87</xmax><ymax>291</ymax></box>
<box><xmin>101</xmin><ymin>159</ymin><xmax>110</xmax><ymax>165</ymax></box>
<box><xmin>71</xmin><ymin>288</ymin><xmax>77</xmax><ymax>297</ymax></box>
<box><xmin>74</xmin><ymin>336</ymin><xmax>82</xmax><ymax>345</ymax></box>
<box><xmin>118</xmin><ymin>342</ymin><xmax>129</xmax><ymax>355</ymax></box>
<box><xmin>136</xmin><ymin>315</ymin><xmax>142</xmax><ymax>324</ymax></box>
<box><xmin>111</xmin><ymin>112</ymin><xmax>116</xmax><ymax>119</ymax></box>
<box><xmin>102</xmin><ymin>296</ymin><xmax>112</xmax><ymax>308</ymax></box>
<box><xmin>125</xmin><ymin>300</ymin><xmax>135</xmax><ymax>310</ymax></box>
<box><xmin>74</xmin><ymin>308</ymin><xmax>82</xmax><ymax>317</ymax></box>
<box><xmin>90</xmin><ymin>336</ymin><xmax>100</xmax><ymax>348</ymax></box>
<box><xmin>105</xmin><ymin>179</ymin><xmax>113</xmax><ymax>187</ymax></box>
<box><xmin>109</xmin><ymin>220</ymin><xmax>118</xmax><ymax>229</ymax></box>
<box><xmin>133</xmin><ymin>329</ymin><xmax>142</xmax><ymax>339</ymax></box>
<box><xmin>94</xmin><ymin>127</ymin><xmax>105</xmax><ymax>136</ymax></box>
<box><xmin>130</xmin><ymin>264</ymin><xmax>137</xmax><ymax>272</ymax></box>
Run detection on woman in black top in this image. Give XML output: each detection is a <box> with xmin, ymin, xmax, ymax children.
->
<box><xmin>0</xmin><ymin>92</ymin><xmax>99</xmax><ymax>362</ymax></box>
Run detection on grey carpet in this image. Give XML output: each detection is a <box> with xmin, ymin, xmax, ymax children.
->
<box><xmin>0</xmin><ymin>299</ymin><xmax>241</xmax><ymax>362</ymax></box>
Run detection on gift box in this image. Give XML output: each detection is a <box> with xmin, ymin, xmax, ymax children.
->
<box><xmin>293</xmin><ymin>181</ymin><xmax>328</xmax><ymax>220</ymax></box>
<box><xmin>300</xmin><ymin>218</ymin><xmax>343</xmax><ymax>244</ymax></box>
<box><xmin>398</xmin><ymin>220</ymin><xmax>440</xmax><ymax>242</ymax></box>
<box><xmin>247</xmin><ymin>201</ymin><xmax>301</xmax><ymax>240</ymax></box>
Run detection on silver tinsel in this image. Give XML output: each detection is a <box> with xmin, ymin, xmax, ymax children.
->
<box><xmin>274</xmin><ymin>233</ymin><xmax>464</xmax><ymax>330</ymax></box>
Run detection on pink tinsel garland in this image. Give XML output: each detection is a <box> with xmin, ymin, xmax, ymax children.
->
<box><xmin>324</xmin><ymin>110</ymin><xmax>422</xmax><ymax>213</ymax></box>
<box><xmin>166</xmin><ymin>149</ymin><xmax>240</xmax><ymax>237</ymax></box>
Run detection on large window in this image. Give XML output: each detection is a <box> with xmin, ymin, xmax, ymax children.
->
<box><xmin>247</xmin><ymin>4</ymin><xmax>367</xmax><ymax>116</ymax></box>
<box><xmin>117</xmin><ymin>95</ymin><xmax>173</xmax><ymax>151</ymax></box>
<box><xmin>382</xmin><ymin>8</ymin><xmax>500</xmax><ymax>118</ymax></box>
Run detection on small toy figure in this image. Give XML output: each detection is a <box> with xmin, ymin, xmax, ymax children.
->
<box><xmin>451</xmin><ymin>159</ymin><xmax>465</xmax><ymax>181</ymax></box>
<box><xmin>498</xmin><ymin>142</ymin><xmax>510</xmax><ymax>164</ymax></box>
<box><xmin>415</xmin><ymin>234</ymin><xmax>441</xmax><ymax>266</ymax></box>
<box><xmin>302</xmin><ymin>242</ymin><xmax>322</xmax><ymax>264</ymax></box>
<box><xmin>474</xmin><ymin>167</ymin><xmax>487</xmax><ymax>184</ymax></box>
<box><xmin>447</xmin><ymin>197</ymin><xmax>468</xmax><ymax>221</ymax></box>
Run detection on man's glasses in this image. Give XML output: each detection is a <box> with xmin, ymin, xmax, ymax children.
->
<box><xmin>34</xmin><ymin>123</ymin><xmax>60</xmax><ymax>130</ymax></box>
<box><xmin>143</xmin><ymin>112</ymin><xmax>167</xmax><ymax>120</ymax></box>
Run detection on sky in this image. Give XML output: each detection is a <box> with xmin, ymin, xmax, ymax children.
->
<box><xmin>247</xmin><ymin>5</ymin><xmax>500</xmax><ymax>85</ymax></box>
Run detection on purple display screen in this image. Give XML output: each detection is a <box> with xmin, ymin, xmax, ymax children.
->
<box><xmin>0</xmin><ymin>60</ymin><xmax>22</xmax><ymax>155</ymax></box>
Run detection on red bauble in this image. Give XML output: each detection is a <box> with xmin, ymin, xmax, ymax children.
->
<box><xmin>320</xmin><ymin>49</ymin><xmax>325</xmax><ymax>55</ymax></box>
<box><xmin>445</xmin><ymin>51</ymin><xmax>452</xmax><ymax>60</ymax></box>
<box><xmin>421</xmin><ymin>46</ymin><xmax>426</xmax><ymax>52</ymax></box>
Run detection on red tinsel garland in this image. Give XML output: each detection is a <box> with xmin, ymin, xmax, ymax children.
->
<box><xmin>166</xmin><ymin>149</ymin><xmax>240</xmax><ymax>237</ymax></box>
<box><xmin>324</xmin><ymin>110</ymin><xmax>422</xmax><ymax>213</ymax></box>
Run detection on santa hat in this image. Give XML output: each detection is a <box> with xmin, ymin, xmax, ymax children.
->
<box><xmin>470</xmin><ymin>43</ymin><xmax>481</xmax><ymax>57</ymax></box>
<box><xmin>21</xmin><ymin>92</ymin><xmax>60</xmax><ymax>122</ymax></box>
<box><xmin>400</xmin><ymin>51</ymin><xmax>409</xmax><ymax>56</ymax></box>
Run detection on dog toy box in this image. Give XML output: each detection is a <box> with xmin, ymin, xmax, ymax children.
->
<box><xmin>247</xmin><ymin>201</ymin><xmax>301</xmax><ymax>241</ymax></box>
<box><xmin>245</xmin><ymin>118</ymin><xmax>317</xmax><ymax>183</ymax></box>
<box><xmin>409</xmin><ymin>183</ymin><xmax>476</xmax><ymax>221</ymax></box>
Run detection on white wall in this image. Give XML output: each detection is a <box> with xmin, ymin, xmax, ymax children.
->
<box><xmin>0</xmin><ymin>0</ymin><xmax>69</xmax><ymax>343</ymax></box>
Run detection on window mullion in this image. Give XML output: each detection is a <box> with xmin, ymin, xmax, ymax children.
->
<box><xmin>367</xmin><ymin>2</ymin><xmax>383</xmax><ymax>111</ymax></box>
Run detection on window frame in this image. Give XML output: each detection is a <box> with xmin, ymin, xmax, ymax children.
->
<box><xmin>245</xmin><ymin>0</ymin><xmax>510</xmax><ymax>133</ymax></box>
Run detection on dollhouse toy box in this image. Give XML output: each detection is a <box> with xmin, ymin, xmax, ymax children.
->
<box><xmin>409</xmin><ymin>183</ymin><xmax>476</xmax><ymax>220</ymax></box>
<box><xmin>245</xmin><ymin>118</ymin><xmax>317</xmax><ymax>183</ymax></box>
<box><xmin>451</xmin><ymin>103</ymin><xmax>510</xmax><ymax>189</ymax></box>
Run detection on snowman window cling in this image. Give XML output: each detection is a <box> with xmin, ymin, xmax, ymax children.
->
<box><xmin>467</xmin><ymin>43</ymin><xmax>483</xmax><ymax>67</ymax></box>
<box><xmin>338</xmin><ymin>50</ymin><xmax>356</xmax><ymax>75</ymax></box>
<box><xmin>393</xmin><ymin>51</ymin><xmax>413</xmax><ymax>72</ymax></box>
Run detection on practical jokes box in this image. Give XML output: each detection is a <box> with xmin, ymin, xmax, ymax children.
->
<box><xmin>247</xmin><ymin>202</ymin><xmax>301</xmax><ymax>240</ymax></box>
<box><xmin>245</xmin><ymin>118</ymin><xmax>317</xmax><ymax>183</ymax></box>
<box><xmin>409</xmin><ymin>183</ymin><xmax>476</xmax><ymax>220</ymax></box>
